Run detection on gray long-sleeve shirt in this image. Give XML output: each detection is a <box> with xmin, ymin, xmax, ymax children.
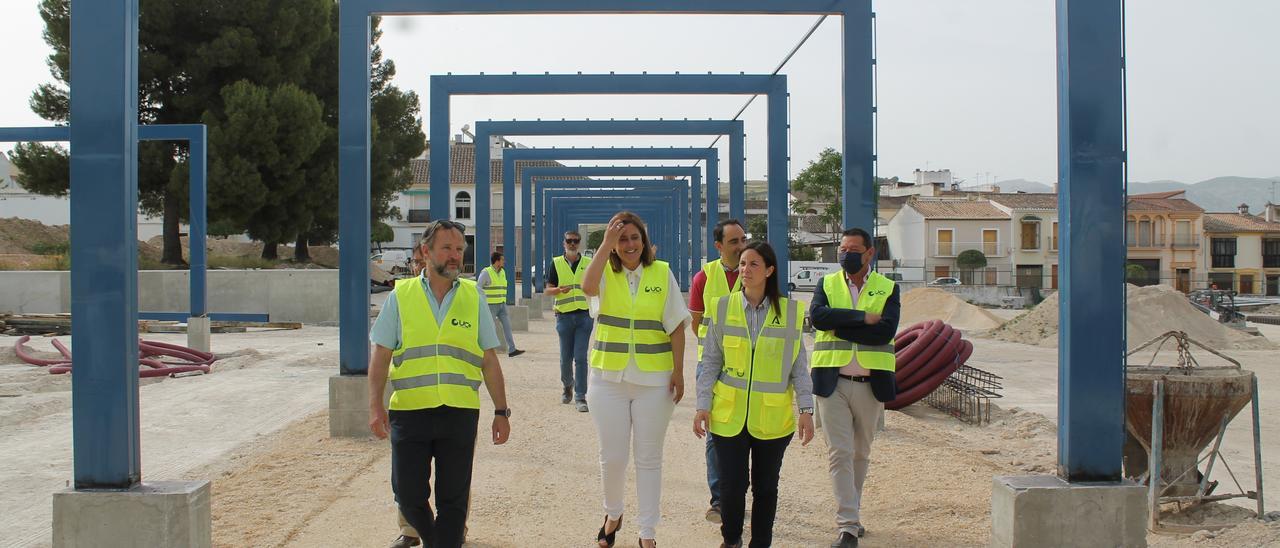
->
<box><xmin>696</xmin><ymin>296</ymin><xmax>814</xmax><ymax>412</ymax></box>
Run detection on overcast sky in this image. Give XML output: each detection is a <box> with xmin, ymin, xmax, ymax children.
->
<box><xmin>0</xmin><ymin>1</ymin><xmax>1276</xmax><ymax>185</ymax></box>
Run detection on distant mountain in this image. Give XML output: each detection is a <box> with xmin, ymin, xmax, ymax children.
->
<box><xmin>993</xmin><ymin>179</ymin><xmax>1053</xmax><ymax>193</ymax></box>
<box><xmin>992</xmin><ymin>176</ymin><xmax>1280</xmax><ymax>213</ymax></box>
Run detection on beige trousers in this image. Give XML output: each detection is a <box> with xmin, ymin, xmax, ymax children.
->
<box><xmin>816</xmin><ymin>378</ymin><xmax>882</xmax><ymax>535</ymax></box>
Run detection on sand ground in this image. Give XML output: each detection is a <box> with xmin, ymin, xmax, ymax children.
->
<box><xmin>2</xmin><ymin>299</ymin><xmax>1279</xmax><ymax>547</ymax></box>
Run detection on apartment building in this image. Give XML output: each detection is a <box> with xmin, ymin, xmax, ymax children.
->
<box><xmin>886</xmin><ymin>196</ymin><xmax>1012</xmax><ymax>284</ymax></box>
<box><xmin>1203</xmin><ymin>203</ymin><xmax>1280</xmax><ymax>296</ymax></box>
<box><xmin>1125</xmin><ymin>190</ymin><xmax>1204</xmax><ymax>292</ymax></box>
<box><xmin>987</xmin><ymin>193</ymin><xmax>1060</xmax><ymax>289</ymax></box>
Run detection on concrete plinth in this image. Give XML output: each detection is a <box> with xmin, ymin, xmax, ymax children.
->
<box><xmin>542</xmin><ymin>294</ymin><xmax>554</xmax><ymax>311</ymax></box>
<box><xmin>329</xmin><ymin>374</ymin><xmax>372</xmax><ymax>438</ymax></box>
<box><xmin>186</xmin><ymin>316</ymin><xmax>211</xmax><ymax>353</ymax></box>
<box><xmin>525</xmin><ymin>296</ymin><xmax>544</xmax><ymax>320</ymax></box>
<box><xmin>509</xmin><ymin>305</ymin><xmax>529</xmax><ymax>332</ymax></box>
<box><xmin>992</xmin><ymin>475</ymin><xmax>1147</xmax><ymax>548</ymax></box>
<box><xmin>53</xmin><ymin>481</ymin><xmax>211</xmax><ymax>548</ymax></box>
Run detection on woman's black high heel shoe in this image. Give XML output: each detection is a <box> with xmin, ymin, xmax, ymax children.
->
<box><xmin>596</xmin><ymin>514</ymin><xmax>622</xmax><ymax>547</ymax></box>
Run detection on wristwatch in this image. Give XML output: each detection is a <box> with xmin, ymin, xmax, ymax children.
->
<box><xmin>799</xmin><ymin>407</ymin><xmax>815</xmax><ymax>415</ymax></box>
<box><xmin>495</xmin><ymin>408</ymin><xmax>512</xmax><ymax>418</ymax></box>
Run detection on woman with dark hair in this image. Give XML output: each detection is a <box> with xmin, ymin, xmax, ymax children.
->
<box><xmin>693</xmin><ymin>240</ymin><xmax>815</xmax><ymax>548</ymax></box>
<box><xmin>581</xmin><ymin>211</ymin><xmax>690</xmax><ymax>548</ymax></box>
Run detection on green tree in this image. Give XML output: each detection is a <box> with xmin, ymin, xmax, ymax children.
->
<box><xmin>587</xmin><ymin>229</ymin><xmax>605</xmax><ymax>250</ymax></box>
<box><xmin>957</xmin><ymin>249</ymin><xmax>988</xmax><ymax>284</ymax></box>
<box><xmin>790</xmin><ymin>147</ymin><xmax>899</xmax><ymax>234</ymax></box>
<box><xmin>11</xmin><ymin>1</ymin><xmax>423</xmax><ymax>264</ymax></box>
<box><xmin>1126</xmin><ymin>263</ymin><xmax>1146</xmax><ymax>284</ymax></box>
<box><xmin>746</xmin><ymin>215</ymin><xmax>768</xmax><ymax>241</ymax></box>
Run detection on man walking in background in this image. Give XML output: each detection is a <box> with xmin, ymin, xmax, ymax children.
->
<box><xmin>546</xmin><ymin>230</ymin><xmax>592</xmax><ymax>412</ymax></box>
<box><xmin>479</xmin><ymin>251</ymin><xmax>524</xmax><ymax>358</ymax></box>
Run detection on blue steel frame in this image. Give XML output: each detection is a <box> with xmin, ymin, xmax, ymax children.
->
<box><xmin>552</xmin><ymin>198</ymin><xmax>674</xmax><ymax>273</ymax></box>
<box><xmin>537</xmin><ymin>181</ymin><xmax>689</xmax><ymax>285</ymax></box>
<box><xmin>522</xmin><ymin>166</ymin><xmax>700</xmax><ymax>297</ymax></box>
<box><xmin>540</xmin><ymin>183</ymin><xmax>686</xmax><ymax>270</ymax></box>
<box><xmin>430</xmin><ymin>74</ymin><xmax>786</xmax><ymax>295</ymax></box>
<box><xmin>338</xmin><ymin>1</ymin><xmax>874</xmax><ymax>382</ymax></box>
<box><xmin>482</xmin><ymin>120</ymin><xmax>745</xmax><ymax>268</ymax></box>
<box><xmin>1055</xmin><ymin>0</ymin><xmax>1126</xmax><ymax>482</ymax></box>
<box><xmin>0</xmin><ymin>125</ymin><xmax>208</xmax><ymax>319</ymax></box>
<box><xmin>540</xmin><ymin>183</ymin><xmax>687</xmax><ymax>288</ymax></box>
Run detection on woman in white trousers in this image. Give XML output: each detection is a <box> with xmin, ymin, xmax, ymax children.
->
<box><xmin>582</xmin><ymin>211</ymin><xmax>689</xmax><ymax>548</ymax></box>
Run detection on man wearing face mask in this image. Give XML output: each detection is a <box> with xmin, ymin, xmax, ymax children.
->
<box><xmin>808</xmin><ymin>227</ymin><xmax>900</xmax><ymax>548</ymax></box>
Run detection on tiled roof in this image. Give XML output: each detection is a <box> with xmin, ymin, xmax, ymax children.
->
<box><xmin>877</xmin><ymin>195</ymin><xmax>909</xmax><ymax>210</ymax></box>
<box><xmin>907</xmin><ymin>198</ymin><xmax>1010</xmax><ymax>219</ymax></box>
<box><xmin>1127</xmin><ymin>192</ymin><xmax>1204</xmax><ymax>213</ymax></box>
<box><xmin>986</xmin><ymin>193</ymin><xmax>1057</xmax><ymax>210</ymax></box>
<box><xmin>410</xmin><ymin>143</ymin><xmax>568</xmax><ymax>186</ymax></box>
<box><xmin>1203</xmin><ymin>213</ymin><xmax>1280</xmax><ymax>233</ymax></box>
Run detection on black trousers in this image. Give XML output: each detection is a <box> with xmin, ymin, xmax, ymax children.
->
<box><xmin>390</xmin><ymin>406</ymin><xmax>479</xmax><ymax>548</ymax></box>
<box><xmin>712</xmin><ymin>429</ymin><xmax>793</xmax><ymax>548</ymax></box>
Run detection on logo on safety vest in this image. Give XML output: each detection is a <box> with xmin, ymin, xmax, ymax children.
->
<box><xmin>867</xmin><ymin>289</ymin><xmax>887</xmax><ymax>297</ymax></box>
<box><xmin>643</xmin><ymin>285</ymin><xmax>664</xmax><ymax>294</ymax></box>
<box><xmin>450</xmin><ymin>318</ymin><xmax>473</xmax><ymax>329</ymax></box>
<box><xmin>770</xmin><ymin>315</ymin><xmax>781</xmax><ymax>325</ymax></box>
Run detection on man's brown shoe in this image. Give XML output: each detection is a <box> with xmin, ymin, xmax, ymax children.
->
<box><xmin>389</xmin><ymin>535</ymin><xmax>420</xmax><ymax>548</ymax></box>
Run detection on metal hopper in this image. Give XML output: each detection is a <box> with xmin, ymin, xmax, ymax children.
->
<box><xmin>1124</xmin><ymin>331</ymin><xmax>1264</xmax><ymax>532</ymax></box>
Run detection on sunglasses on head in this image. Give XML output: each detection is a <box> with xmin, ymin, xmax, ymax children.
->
<box><xmin>565</xmin><ymin>238</ymin><xmax>580</xmax><ymax>244</ymax></box>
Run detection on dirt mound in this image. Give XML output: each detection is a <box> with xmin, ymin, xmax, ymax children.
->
<box><xmin>990</xmin><ymin>284</ymin><xmax>1275</xmax><ymax>350</ymax></box>
<box><xmin>0</xmin><ymin>217</ymin><xmax>70</xmax><ymax>254</ymax></box>
<box><xmin>901</xmin><ymin>287</ymin><xmax>1006</xmax><ymax>331</ymax></box>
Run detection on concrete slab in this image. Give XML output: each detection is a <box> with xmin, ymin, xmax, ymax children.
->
<box><xmin>542</xmin><ymin>294</ymin><xmax>554</xmax><ymax>312</ymax></box>
<box><xmin>52</xmin><ymin>480</ymin><xmax>211</xmax><ymax>548</ymax></box>
<box><xmin>509</xmin><ymin>305</ymin><xmax>529</xmax><ymax>332</ymax></box>
<box><xmin>991</xmin><ymin>475</ymin><xmax>1147</xmax><ymax>548</ymax></box>
<box><xmin>329</xmin><ymin>374</ymin><xmax>371</xmax><ymax>438</ymax></box>
<box><xmin>525</xmin><ymin>296</ymin><xmax>544</xmax><ymax>320</ymax></box>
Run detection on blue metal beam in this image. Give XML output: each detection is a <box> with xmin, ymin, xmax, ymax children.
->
<box><xmin>340</xmin><ymin>1</ymin><xmax>876</xmax><ymax>377</ymax></box>
<box><xmin>552</xmin><ymin>200</ymin><xmax>673</xmax><ymax>270</ymax></box>
<box><xmin>536</xmin><ymin>181</ymin><xmax>689</xmax><ymax>278</ymax></box>
<box><xmin>521</xmin><ymin>166</ymin><xmax>700</xmax><ymax>298</ymax></box>
<box><xmin>0</xmin><ymin>124</ymin><xmax>210</xmax><ymax>318</ymax></box>
<box><xmin>541</xmin><ymin>184</ymin><xmax>687</xmax><ymax>289</ymax></box>
<box><xmin>482</xmin><ymin>122</ymin><xmax>745</xmax><ymax>276</ymax></box>
<box><xmin>1056</xmin><ymin>0</ymin><xmax>1126</xmax><ymax>482</ymax></box>
<box><xmin>67</xmin><ymin>0</ymin><xmax>140</xmax><ymax>489</ymax></box>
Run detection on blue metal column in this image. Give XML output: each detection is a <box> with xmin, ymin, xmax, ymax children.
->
<box><xmin>1056</xmin><ymin>0</ymin><xmax>1126</xmax><ymax>482</ymax></box>
<box><xmin>543</xmin><ymin>188</ymin><xmax>685</xmax><ymax>277</ymax></box>
<box><xmin>841</xmin><ymin>0</ymin><xmax>876</xmax><ymax>237</ymax></box>
<box><xmin>186</xmin><ymin>127</ymin><xmax>208</xmax><ymax>317</ymax></box>
<box><xmin>338</xmin><ymin>9</ymin><xmax>372</xmax><ymax>374</ymax></box>
<box><xmin>766</xmin><ymin>77</ymin><xmax>791</xmax><ymax>295</ymax></box>
<box><xmin>68</xmin><ymin>0</ymin><xmax>140</xmax><ymax>488</ymax></box>
<box><xmin>728</xmin><ymin>122</ymin><xmax>745</xmax><ymax>223</ymax></box>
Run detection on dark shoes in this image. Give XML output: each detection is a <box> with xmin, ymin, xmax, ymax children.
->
<box><xmin>388</xmin><ymin>535</ymin><xmax>420</xmax><ymax>548</ymax></box>
<box><xmin>705</xmin><ymin>503</ymin><xmax>722</xmax><ymax>523</ymax></box>
<box><xmin>562</xmin><ymin>386</ymin><xmax>572</xmax><ymax>404</ymax></box>
<box><xmin>831</xmin><ymin>531</ymin><xmax>858</xmax><ymax>548</ymax></box>
<box><xmin>509</xmin><ymin>349</ymin><xmax>525</xmax><ymax>357</ymax></box>
<box><xmin>719</xmin><ymin>541</ymin><xmax>742</xmax><ymax>548</ymax></box>
<box><xmin>596</xmin><ymin>514</ymin><xmax>623</xmax><ymax>547</ymax></box>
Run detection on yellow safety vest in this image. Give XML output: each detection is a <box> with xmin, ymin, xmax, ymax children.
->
<box><xmin>552</xmin><ymin>255</ymin><xmax>590</xmax><ymax>313</ymax></box>
<box><xmin>696</xmin><ymin>259</ymin><xmax>743</xmax><ymax>359</ymax></box>
<box><xmin>707</xmin><ymin>293</ymin><xmax>804</xmax><ymax>440</ymax></box>
<box><xmin>482</xmin><ymin>266</ymin><xmax>507</xmax><ymax>305</ymax></box>
<box><xmin>589</xmin><ymin>260</ymin><xmax>674</xmax><ymax>372</ymax></box>
<box><xmin>388</xmin><ymin>277</ymin><xmax>486</xmax><ymax>410</ymax></box>
<box><xmin>811</xmin><ymin>271</ymin><xmax>897</xmax><ymax>371</ymax></box>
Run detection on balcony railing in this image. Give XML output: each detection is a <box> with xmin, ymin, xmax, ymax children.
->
<box><xmin>1171</xmin><ymin>237</ymin><xmax>1199</xmax><ymax>248</ymax></box>
<box><xmin>406</xmin><ymin>209</ymin><xmax>431</xmax><ymax>223</ymax></box>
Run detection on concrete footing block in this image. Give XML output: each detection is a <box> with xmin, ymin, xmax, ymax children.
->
<box><xmin>329</xmin><ymin>374</ymin><xmax>371</xmax><ymax>438</ymax></box>
<box><xmin>991</xmin><ymin>475</ymin><xmax>1147</xmax><ymax>548</ymax></box>
<box><xmin>509</xmin><ymin>305</ymin><xmax>529</xmax><ymax>332</ymax></box>
<box><xmin>53</xmin><ymin>481</ymin><xmax>211</xmax><ymax>548</ymax></box>
<box><xmin>186</xmin><ymin>316</ymin><xmax>211</xmax><ymax>353</ymax></box>
<box><xmin>542</xmin><ymin>294</ymin><xmax>554</xmax><ymax>311</ymax></box>
<box><xmin>525</xmin><ymin>296</ymin><xmax>543</xmax><ymax>320</ymax></box>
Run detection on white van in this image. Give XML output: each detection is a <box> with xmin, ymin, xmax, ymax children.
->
<box><xmin>787</xmin><ymin>262</ymin><xmax>841</xmax><ymax>292</ymax></box>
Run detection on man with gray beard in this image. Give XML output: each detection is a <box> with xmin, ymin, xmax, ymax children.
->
<box><xmin>368</xmin><ymin>220</ymin><xmax>512</xmax><ymax>548</ymax></box>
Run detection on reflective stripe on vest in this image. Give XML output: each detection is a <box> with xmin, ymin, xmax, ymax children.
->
<box><xmin>388</xmin><ymin>277</ymin><xmax>486</xmax><ymax>410</ymax></box>
<box><xmin>696</xmin><ymin>259</ymin><xmax>743</xmax><ymax>359</ymax></box>
<box><xmin>707</xmin><ymin>293</ymin><xmax>803</xmax><ymax>440</ymax></box>
<box><xmin>482</xmin><ymin>266</ymin><xmax>507</xmax><ymax>305</ymax></box>
<box><xmin>552</xmin><ymin>255</ymin><xmax>591</xmax><ymax>313</ymax></box>
<box><xmin>588</xmin><ymin>260</ymin><xmax>674</xmax><ymax>372</ymax></box>
<box><xmin>811</xmin><ymin>271</ymin><xmax>897</xmax><ymax>371</ymax></box>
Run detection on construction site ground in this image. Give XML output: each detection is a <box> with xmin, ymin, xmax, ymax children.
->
<box><xmin>2</xmin><ymin>296</ymin><xmax>1280</xmax><ymax>546</ymax></box>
